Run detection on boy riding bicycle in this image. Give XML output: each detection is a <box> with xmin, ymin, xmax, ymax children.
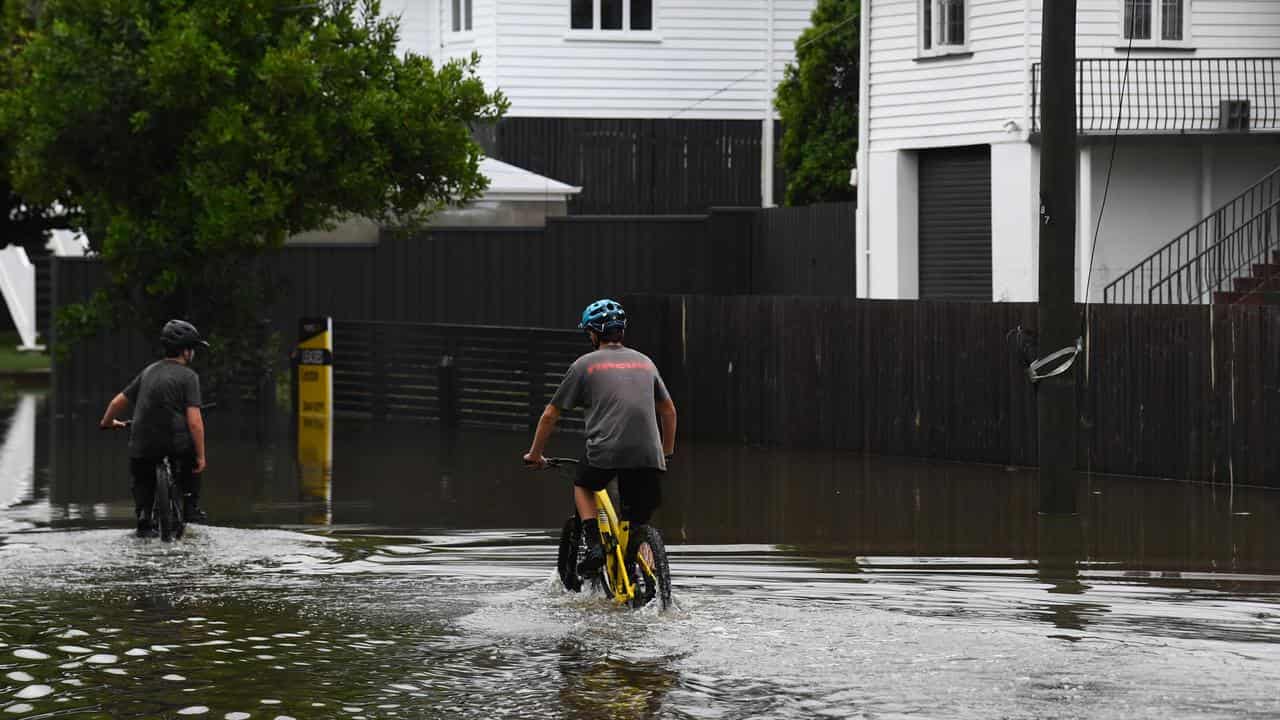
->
<box><xmin>99</xmin><ymin>320</ymin><xmax>209</xmax><ymax>537</ymax></box>
<box><xmin>524</xmin><ymin>299</ymin><xmax>677</xmax><ymax>575</ymax></box>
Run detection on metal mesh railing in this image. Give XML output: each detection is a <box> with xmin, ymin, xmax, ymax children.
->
<box><xmin>1033</xmin><ymin>57</ymin><xmax>1280</xmax><ymax>133</ymax></box>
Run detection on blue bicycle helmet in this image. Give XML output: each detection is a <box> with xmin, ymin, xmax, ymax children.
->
<box><xmin>579</xmin><ymin>299</ymin><xmax>627</xmax><ymax>334</ymax></box>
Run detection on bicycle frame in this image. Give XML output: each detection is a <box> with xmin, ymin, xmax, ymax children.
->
<box><xmin>541</xmin><ymin>457</ymin><xmax>658</xmax><ymax>607</ymax></box>
<box><xmin>592</xmin><ymin>488</ymin><xmax>636</xmax><ymax>604</ymax></box>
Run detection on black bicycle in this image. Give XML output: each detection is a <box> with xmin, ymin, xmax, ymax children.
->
<box><xmin>104</xmin><ymin>403</ymin><xmax>212</xmax><ymax>542</ymax></box>
<box><xmin>150</xmin><ymin>455</ymin><xmax>185</xmax><ymax>542</ymax></box>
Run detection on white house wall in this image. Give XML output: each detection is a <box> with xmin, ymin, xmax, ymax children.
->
<box><xmin>991</xmin><ymin>142</ymin><xmax>1037</xmax><ymax>301</ymax></box>
<box><xmin>1207</xmin><ymin>141</ymin><xmax>1280</xmax><ymax>209</ymax></box>
<box><xmin>867</xmin><ymin>0</ymin><xmax>1280</xmax><ymax>152</ymax></box>
<box><xmin>493</xmin><ymin>0</ymin><xmax>816</xmax><ymax>119</ymax></box>
<box><xmin>390</xmin><ymin>0</ymin><xmax>440</xmax><ymax>57</ymax></box>
<box><xmin>867</xmin><ymin>0</ymin><xmax>1031</xmax><ymax>152</ymax></box>
<box><xmin>866</xmin><ymin>150</ymin><xmax>920</xmax><ymax>298</ymax></box>
<box><xmin>1081</xmin><ymin>143</ymin><xmax>1204</xmax><ymax>302</ymax></box>
<box><xmin>395</xmin><ymin>0</ymin><xmax>498</xmax><ymax>88</ymax></box>
<box><xmin>1076</xmin><ymin>138</ymin><xmax>1280</xmax><ymax>302</ymax></box>
<box><xmin>1029</xmin><ymin>0</ymin><xmax>1280</xmax><ymax>58</ymax></box>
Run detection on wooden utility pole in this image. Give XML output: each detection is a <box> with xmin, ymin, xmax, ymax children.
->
<box><xmin>1037</xmin><ymin>0</ymin><xmax>1078</xmax><ymax>515</ymax></box>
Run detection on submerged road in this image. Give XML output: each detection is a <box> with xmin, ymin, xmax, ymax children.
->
<box><xmin>1</xmin><ymin>393</ymin><xmax>1278</xmax><ymax>718</ymax></box>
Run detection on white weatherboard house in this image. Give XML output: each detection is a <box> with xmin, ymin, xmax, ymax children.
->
<box><xmin>387</xmin><ymin>0</ymin><xmax>820</xmax><ymax>209</ymax></box>
<box><xmin>856</xmin><ymin>0</ymin><xmax>1280</xmax><ymax>303</ymax></box>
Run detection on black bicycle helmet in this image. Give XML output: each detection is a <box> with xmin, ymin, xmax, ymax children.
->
<box><xmin>160</xmin><ymin>319</ymin><xmax>209</xmax><ymax>351</ymax></box>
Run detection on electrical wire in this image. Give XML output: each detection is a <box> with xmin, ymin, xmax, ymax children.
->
<box><xmin>668</xmin><ymin>9</ymin><xmax>858</xmax><ymax>120</ymax></box>
<box><xmin>1081</xmin><ymin>27</ymin><xmax>1136</xmax><ymax>314</ymax></box>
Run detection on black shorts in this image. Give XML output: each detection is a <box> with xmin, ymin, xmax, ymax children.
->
<box><xmin>574</xmin><ymin>465</ymin><xmax>663</xmax><ymax>526</ymax></box>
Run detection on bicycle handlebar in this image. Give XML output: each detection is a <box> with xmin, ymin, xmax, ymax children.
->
<box><xmin>525</xmin><ymin>457</ymin><xmax>579</xmax><ymax>468</ymax></box>
<box><xmin>100</xmin><ymin>402</ymin><xmax>218</xmax><ymax>430</ymax></box>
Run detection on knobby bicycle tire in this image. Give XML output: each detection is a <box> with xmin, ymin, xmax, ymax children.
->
<box><xmin>556</xmin><ymin>515</ymin><xmax>583</xmax><ymax>592</ymax></box>
<box><xmin>154</xmin><ymin>462</ymin><xmax>184</xmax><ymax>542</ymax></box>
<box><xmin>627</xmin><ymin>525</ymin><xmax>672</xmax><ymax>610</ymax></box>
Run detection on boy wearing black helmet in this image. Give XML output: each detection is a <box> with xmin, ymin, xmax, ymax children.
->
<box><xmin>524</xmin><ymin>299</ymin><xmax>678</xmax><ymax>575</ymax></box>
<box><xmin>99</xmin><ymin>320</ymin><xmax>209</xmax><ymax>536</ymax></box>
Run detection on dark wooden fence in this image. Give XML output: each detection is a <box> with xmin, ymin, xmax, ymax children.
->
<box><xmin>50</xmin><ymin>258</ymin><xmax>276</xmax><ymax>417</ymax></box>
<box><xmin>624</xmin><ymin>295</ymin><xmax>1280</xmax><ymax>487</ymax></box>
<box><xmin>753</xmin><ymin>203</ymin><xmax>858</xmax><ymax>295</ymax></box>
<box><xmin>50</xmin><ymin>203</ymin><xmax>854</xmax><ymax>343</ymax></box>
<box><xmin>332</xmin><ymin>320</ymin><xmax>584</xmax><ymax>431</ymax></box>
<box><xmin>484</xmin><ymin>117</ymin><xmax>787</xmax><ymax>214</ymax></box>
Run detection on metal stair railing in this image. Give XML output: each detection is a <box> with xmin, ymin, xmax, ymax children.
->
<box><xmin>1147</xmin><ymin>198</ymin><xmax>1280</xmax><ymax>304</ymax></box>
<box><xmin>1103</xmin><ymin>166</ymin><xmax>1280</xmax><ymax>304</ymax></box>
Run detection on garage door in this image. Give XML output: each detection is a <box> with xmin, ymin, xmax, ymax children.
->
<box><xmin>918</xmin><ymin>146</ymin><xmax>992</xmax><ymax>301</ymax></box>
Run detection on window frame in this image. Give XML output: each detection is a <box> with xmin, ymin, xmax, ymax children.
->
<box><xmin>918</xmin><ymin>0</ymin><xmax>970</xmax><ymax>58</ymax></box>
<box><xmin>449</xmin><ymin>0</ymin><xmax>474</xmax><ymax>38</ymax></box>
<box><xmin>565</xmin><ymin>0</ymin><xmax>661</xmax><ymax>42</ymax></box>
<box><xmin>1118</xmin><ymin>0</ymin><xmax>1193</xmax><ymax>49</ymax></box>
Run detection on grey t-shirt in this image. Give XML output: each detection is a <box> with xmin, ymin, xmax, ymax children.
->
<box><xmin>122</xmin><ymin>360</ymin><xmax>202</xmax><ymax>459</ymax></box>
<box><xmin>550</xmin><ymin>346</ymin><xmax>670</xmax><ymax>470</ymax></box>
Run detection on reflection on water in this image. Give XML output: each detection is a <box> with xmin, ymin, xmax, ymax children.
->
<box><xmin>0</xmin><ymin>394</ymin><xmax>36</xmax><ymax>511</ymax></box>
<box><xmin>0</xmin><ymin>393</ymin><xmax>1272</xmax><ymax>718</ymax></box>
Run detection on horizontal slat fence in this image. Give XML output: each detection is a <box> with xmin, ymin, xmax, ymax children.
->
<box><xmin>625</xmin><ymin>295</ymin><xmax>1280</xmax><ymax>487</ymax></box>
<box><xmin>332</xmin><ymin>320</ymin><xmax>584</xmax><ymax>432</ymax></box>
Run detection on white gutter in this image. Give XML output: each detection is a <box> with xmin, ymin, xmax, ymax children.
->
<box><xmin>856</xmin><ymin>0</ymin><xmax>871</xmax><ymax>297</ymax></box>
<box><xmin>1023</xmin><ymin>0</ymin><xmax>1033</xmax><ymax>139</ymax></box>
<box><xmin>762</xmin><ymin>0</ymin><xmax>777</xmax><ymax>208</ymax></box>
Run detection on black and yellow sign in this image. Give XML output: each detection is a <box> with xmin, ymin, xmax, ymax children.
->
<box><xmin>297</xmin><ymin>317</ymin><xmax>333</xmax><ymax>523</ymax></box>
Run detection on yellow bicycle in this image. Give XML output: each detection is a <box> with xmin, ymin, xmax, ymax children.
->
<box><xmin>544</xmin><ymin>458</ymin><xmax>672</xmax><ymax>610</ymax></box>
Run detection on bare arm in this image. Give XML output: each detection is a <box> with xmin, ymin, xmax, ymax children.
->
<box><xmin>657</xmin><ymin>398</ymin><xmax>677</xmax><ymax>457</ymax></box>
<box><xmin>524</xmin><ymin>404</ymin><xmax>561</xmax><ymax>467</ymax></box>
<box><xmin>186</xmin><ymin>406</ymin><xmax>206</xmax><ymax>473</ymax></box>
<box><xmin>99</xmin><ymin>393</ymin><xmax>130</xmax><ymax>429</ymax></box>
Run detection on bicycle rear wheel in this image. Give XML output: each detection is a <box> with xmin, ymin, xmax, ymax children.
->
<box><xmin>556</xmin><ymin>515</ymin><xmax>583</xmax><ymax>592</ymax></box>
<box><xmin>154</xmin><ymin>465</ymin><xmax>174</xmax><ymax>542</ymax></box>
<box><xmin>154</xmin><ymin>463</ymin><xmax>185</xmax><ymax>542</ymax></box>
<box><xmin>627</xmin><ymin>525</ymin><xmax>672</xmax><ymax>610</ymax></box>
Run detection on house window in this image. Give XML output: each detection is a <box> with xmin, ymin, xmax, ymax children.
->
<box><xmin>570</xmin><ymin>0</ymin><xmax>653</xmax><ymax>31</ymax></box>
<box><xmin>451</xmin><ymin>0</ymin><xmax>473</xmax><ymax>33</ymax></box>
<box><xmin>1124</xmin><ymin>0</ymin><xmax>1185</xmax><ymax>42</ymax></box>
<box><xmin>921</xmin><ymin>0</ymin><xmax>965</xmax><ymax>51</ymax></box>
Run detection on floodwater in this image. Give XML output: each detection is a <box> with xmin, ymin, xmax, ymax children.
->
<box><xmin>2</xmin><ymin>392</ymin><xmax>1279</xmax><ymax>718</ymax></box>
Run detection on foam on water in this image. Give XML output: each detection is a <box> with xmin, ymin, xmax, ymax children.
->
<box><xmin>0</xmin><ymin>526</ymin><xmax>340</xmax><ymax>594</ymax></box>
<box><xmin>14</xmin><ymin>685</ymin><xmax>53</xmax><ymax>699</ymax></box>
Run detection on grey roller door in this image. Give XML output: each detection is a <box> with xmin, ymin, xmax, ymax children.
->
<box><xmin>918</xmin><ymin>146</ymin><xmax>992</xmax><ymax>301</ymax></box>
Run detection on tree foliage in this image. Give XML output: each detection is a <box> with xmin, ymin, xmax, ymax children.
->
<box><xmin>775</xmin><ymin>0</ymin><xmax>858</xmax><ymax>206</ymax></box>
<box><xmin>0</xmin><ymin>0</ymin><xmax>75</xmax><ymax>253</ymax></box>
<box><xmin>0</xmin><ymin>0</ymin><xmax>506</xmax><ymax>378</ymax></box>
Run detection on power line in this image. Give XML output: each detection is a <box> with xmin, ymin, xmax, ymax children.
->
<box><xmin>668</xmin><ymin>10</ymin><xmax>858</xmax><ymax>119</ymax></box>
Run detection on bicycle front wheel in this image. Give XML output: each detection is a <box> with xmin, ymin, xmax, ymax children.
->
<box><xmin>627</xmin><ymin>525</ymin><xmax>672</xmax><ymax>610</ymax></box>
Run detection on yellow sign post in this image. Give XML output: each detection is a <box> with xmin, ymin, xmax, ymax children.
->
<box><xmin>296</xmin><ymin>317</ymin><xmax>333</xmax><ymax>523</ymax></box>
